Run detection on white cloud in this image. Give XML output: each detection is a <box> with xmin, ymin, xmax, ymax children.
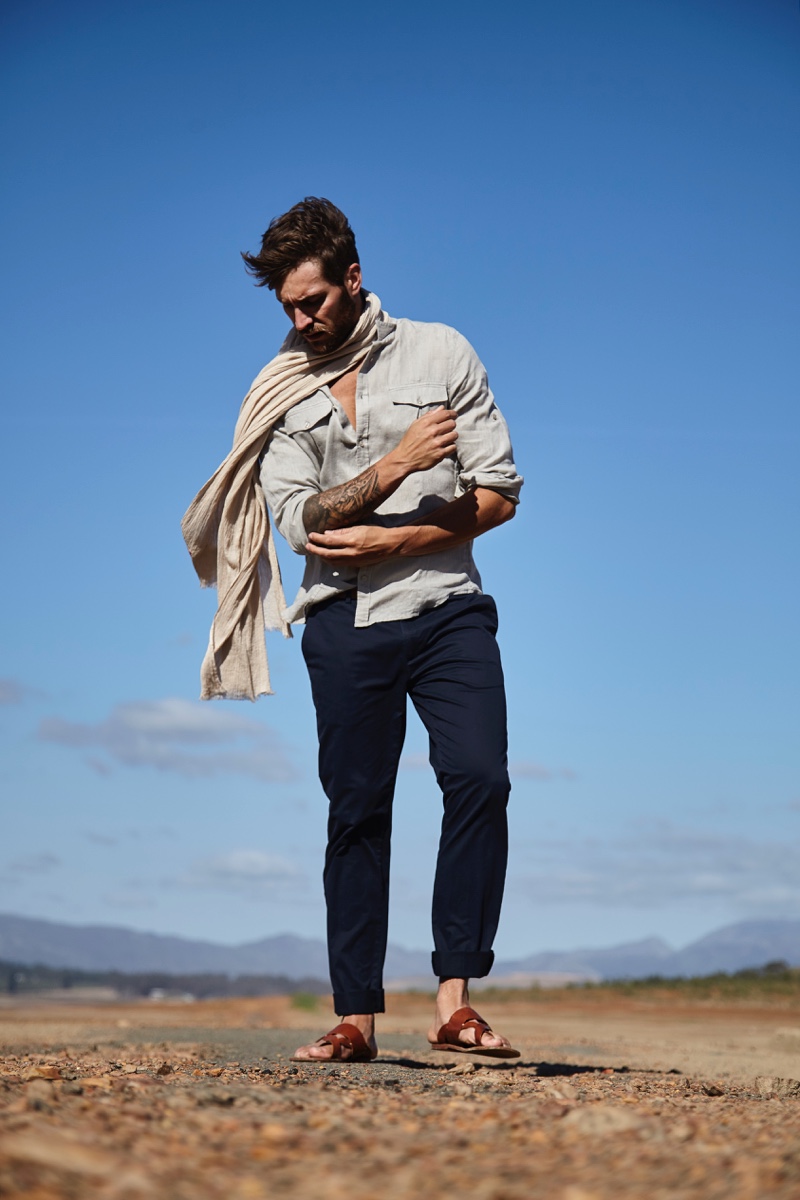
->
<box><xmin>0</xmin><ymin>677</ymin><xmax>42</xmax><ymax>705</ymax></box>
<box><xmin>512</xmin><ymin>823</ymin><xmax>800</xmax><ymax>915</ymax></box>
<box><xmin>6</xmin><ymin>853</ymin><xmax>60</xmax><ymax>875</ymax></box>
<box><xmin>399</xmin><ymin>753</ymin><xmax>431</xmax><ymax>771</ymax></box>
<box><xmin>511</xmin><ymin>761</ymin><xmax>577</xmax><ymax>781</ymax></box>
<box><xmin>400</xmin><ymin>754</ymin><xmax>577</xmax><ymax>781</ymax></box>
<box><xmin>175</xmin><ymin>849</ymin><xmax>304</xmax><ymax>895</ymax></box>
<box><xmin>84</xmin><ymin>832</ymin><xmax>118</xmax><ymax>846</ymax></box>
<box><xmin>37</xmin><ymin>698</ymin><xmax>298</xmax><ymax>782</ymax></box>
<box><xmin>103</xmin><ymin>890</ymin><xmax>158</xmax><ymax>910</ymax></box>
<box><xmin>85</xmin><ymin>756</ymin><xmax>113</xmax><ymax>777</ymax></box>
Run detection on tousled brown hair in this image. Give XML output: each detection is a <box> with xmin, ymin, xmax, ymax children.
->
<box><xmin>241</xmin><ymin>197</ymin><xmax>359</xmax><ymax>292</ymax></box>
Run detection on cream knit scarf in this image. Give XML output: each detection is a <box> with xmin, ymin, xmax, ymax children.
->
<box><xmin>182</xmin><ymin>291</ymin><xmax>384</xmax><ymax>700</ymax></box>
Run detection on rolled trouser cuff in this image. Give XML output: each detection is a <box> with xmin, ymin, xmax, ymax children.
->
<box><xmin>333</xmin><ymin>989</ymin><xmax>385</xmax><ymax>1016</ymax></box>
<box><xmin>432</xmin><ymin>950</ymin><xmax>495</xmax><ymax>979</ymax></box>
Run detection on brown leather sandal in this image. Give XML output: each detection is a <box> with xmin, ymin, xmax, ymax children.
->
<box><xmin>430</xmin><ymin>1005</ymin><xmax>520</xmax><ymax>1058</ymax></box>
<box><xmin>290</xmin><ymin>1022</ymin><xmax>377</xmax><ymax>1063</ymax></box>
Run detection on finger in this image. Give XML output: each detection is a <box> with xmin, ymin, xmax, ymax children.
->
<box><xmin>306</xmin><ymin>533</ymin><xmax>360</xmax><ymax>549</ymax></box>
<box><xmin>308</xmin><ymin>530</ymin><xmax>352</xmax><ymax>546</ymax></box>
<box><xmin>306</xmin><ymin>546</ymin><xmax>360</xmax><ymax>560</ymax></box>
<box><xmin>423</xmin><ymin>407</ymin><xmax>454</xmax><ymax>425</ymax></box>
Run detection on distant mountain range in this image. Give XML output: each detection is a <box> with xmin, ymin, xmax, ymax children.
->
<box><xmin>1</xmin><ymin>913</ymin><xmax>798</xmax><ymax>985</ymax></box>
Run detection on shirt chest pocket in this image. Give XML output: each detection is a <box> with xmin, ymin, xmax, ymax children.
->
<box><xmin>388</xmin><ymin>383</ymin><xmax>449</xmax><ymax>421</ymax></box>
<box><xmin>387</xmin><ymin>383</ymin><xmax>459</xmax><ymax>487</ymax></box>
<box><xmin>281</xmin><ymin>394</ymin><xmax>334</xmax><ymax>464</ymax></box>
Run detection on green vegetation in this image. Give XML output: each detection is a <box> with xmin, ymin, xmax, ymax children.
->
<box><xmin>290</xmin><ymin>992</ymin><xmax>319</xmax><ymax>1012</ymax></box>
<box><xmin>575</xmin><ymin>960</ymin><xmax>800</xmax><ymax>1002</ymax></box>
<box><xmin>478</xmin><ymin>961</ymin><xmax>800</xmax><ymax>1006</ymax></box>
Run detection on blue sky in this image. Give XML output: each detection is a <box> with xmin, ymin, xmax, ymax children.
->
<box><xmin>1</xmin><ymin>0</ymin><xmax>798</xmax><ymax>961</ymax></box>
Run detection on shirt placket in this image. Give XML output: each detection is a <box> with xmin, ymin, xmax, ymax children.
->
<box><xmin>354</xmin><ymin>362</ymin><xmax>372</xmax><ymax>625</ymax></box>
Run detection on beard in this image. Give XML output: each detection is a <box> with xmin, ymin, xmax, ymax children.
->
<box><xmin>303</xmin><ymin>290</ymin><xmax>362</xmax><ymax>354</ymax></box>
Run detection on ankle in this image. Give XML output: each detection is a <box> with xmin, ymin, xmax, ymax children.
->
<box><xmin>340</xmin><ymin>1013</ymin><xmax>375</xmax><ymax>1036</ymax></box>
<box><xmin>436</xmin><ymin>977</ymin><xmax>470</xmax><ymax>1014</ymax></box>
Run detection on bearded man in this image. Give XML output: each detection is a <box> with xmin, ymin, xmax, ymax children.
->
<box><xmin>183</xmin><ymin>197</ymin><xmax>523</xmax><ymax>1062</ymax></box>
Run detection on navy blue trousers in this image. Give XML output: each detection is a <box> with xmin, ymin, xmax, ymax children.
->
<box><xmin>301</xmin><ymin>592</ymin><xmax>510</xmax><ymax>1015</ymax></box>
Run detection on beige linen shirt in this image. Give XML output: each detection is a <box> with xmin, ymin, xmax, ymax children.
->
<box><xmin>260</xmin><ymin>314</ymin><xmax>523</xmax><ymax>626</ymax></box>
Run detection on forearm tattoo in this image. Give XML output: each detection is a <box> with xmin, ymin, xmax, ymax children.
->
<box><xmin>303</xmin><ymin>467</ymin><xmax>383</xmax><ymax>534</ymax></box>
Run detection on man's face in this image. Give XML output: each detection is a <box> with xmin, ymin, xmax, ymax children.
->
<box><xmin>277</xmin><ymin>259</ymin><xmax>363</xmax><ymax>354</ymax></box>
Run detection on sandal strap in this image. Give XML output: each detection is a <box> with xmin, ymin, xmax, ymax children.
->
<box><xmin>437</xmin><ymin>1005</ymin><xmax>493</xmax><ymax>1046</ymax></box>
<box><xmin>319</xmin><ymin>1022</ymin><xmax>371</xmax><ymax>1060</ymax></box>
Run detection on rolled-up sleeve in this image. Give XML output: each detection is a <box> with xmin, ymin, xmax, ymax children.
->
<box><xmin>446</xmin><ymin>328</ymin><xmax>523</xmax><ymax>504</ymax></box>
<box><xmin>260</xmin><ymin>424</ymin><xmax>320</xmax><ymax>554</ymax></box>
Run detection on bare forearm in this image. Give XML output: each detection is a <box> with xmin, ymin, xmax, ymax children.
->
<box><xmin>393</xmin><ymin>487</ymin><xmax>516</xmax><ymax>556</ymax></box>
<box><xmin>302</xmin><ymin>405</ymin><xmax>459</xmax><ymax>535</ymax></box>
<box><xmin>305</xmin><ymin>487</ymin><xmax>516</xmax><ymax>567</ymax></box>
<box><xmin>302</xmin><ymin>452</ymin><xmax>408</xmax><ymax>535</ymax></box>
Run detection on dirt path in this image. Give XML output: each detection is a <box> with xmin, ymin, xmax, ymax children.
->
<box><xmin>1</xmin><ymin>993</ymin><xmax>799</xmax><ymax>1198</ymax></box>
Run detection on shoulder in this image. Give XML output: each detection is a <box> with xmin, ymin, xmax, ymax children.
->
<box><xmin>385</xmin><ymin>317</ymin><xmax>481</xmax><ymax>376</ymax></box>
<box><xmin>390</xmin><ymin>316</ymin><xmax>467</xmax><ymax>347</ymax></box>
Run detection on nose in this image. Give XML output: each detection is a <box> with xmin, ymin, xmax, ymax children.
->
<box><xmin>293</xmin><ymin>308</ymin><xmax>313</xmax><ymax>332</ymax></box>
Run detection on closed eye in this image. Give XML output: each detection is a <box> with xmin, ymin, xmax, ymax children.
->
<box><xmin>283</xmin><ymin>294</ymin><xmax>324</xmax><ymax>317</ymax></box>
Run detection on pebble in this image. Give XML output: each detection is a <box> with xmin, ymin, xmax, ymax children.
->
<box><xmin>754</xmin><ymin>1075</ymin><xmax>800</xmax><ymax>1098</ymax></box>
<box><xmin>561</xmin><ymin>1104</ymin><xmax>646</xmax><ymax>1136</ymax></box>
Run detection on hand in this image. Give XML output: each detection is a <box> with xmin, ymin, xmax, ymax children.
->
<box><xmin>392</xmin><ymin>407</ymin><xmax>457</xmax><ymax>474</ymax></box>
<box><xmin>306</xmin><ymin>525</ymin><xmax>403</xmax><ymax>567</ymax></box>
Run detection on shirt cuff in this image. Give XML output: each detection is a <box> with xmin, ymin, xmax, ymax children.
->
<box><xmin>458</xmin><ymin>471</ymin><xmax>524</xmax><ymax>504</ymax></box>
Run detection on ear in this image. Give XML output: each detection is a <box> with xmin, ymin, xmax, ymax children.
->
<box><xmin>343</xmin><ymin>262</ymin><xmax>362</xmax><ymax>297</ymax></box>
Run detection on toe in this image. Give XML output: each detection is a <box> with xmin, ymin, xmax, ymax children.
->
<box><xmin>292</xmin><ymin>1041</ymin><xmax>334</xmax><ymax>1061</ymax></box>
<box><xmin>479</xmin><ymin>1029</ymin><xmax>512</xmax><ymax>1049</ymax></box>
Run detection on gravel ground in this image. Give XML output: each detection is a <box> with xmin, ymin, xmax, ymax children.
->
<box><xmin>1</xmin><ymin>994</ymin><xmax>799</xmax><ymax>1198</ymax></box>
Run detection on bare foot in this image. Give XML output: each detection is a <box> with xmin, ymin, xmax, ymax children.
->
<box><xmin>292</xmin><ymin>1015</ymin><xmax>377</xmax><ymax>1062</ymax></box>
<box><xmin>427</xmin><ymin>978</ymin><xmax>516</xmax><ymax>1053</ymax></box>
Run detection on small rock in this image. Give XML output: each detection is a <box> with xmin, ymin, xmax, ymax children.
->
<box><xmin>542</xmin><ymin>1081</ymin><xmax>578</xmax><ymax>1101</ymax></box>
<box><xmin>197</xmin><ymin>1087</ymin><xmax>237</xmax><ymax>1107</ymax></box>
<box><xmin>24</xmin><ymin>1065</ymin><xmax>62</xmax><ymax>1081</ymax></box>
<box><xmin>155</xmin><ymin>1062</ymin><xmax>173</xmax><ymax>1076</ymax></box>
<box><xmin>755</xmin><ymin>1076</ymin><xmax>800</xmax><ymax>1098</ymax></box>
<box><xmin>450</xmin><ymin>1061</ymin><xmax>477</xmax><ymax>1076</ymax></box>
<box><xmin>561</xmin><ymin>1104</ymin><xmax>645</xmax><ymax>1136</ymax></box>
<box><xmin>702</xmin><ymin>1082</ymin><xmax>725</xmax><ymax>1097</ymax></box>
<box><xmin>452</xmin><ymin>1082</ymin><xmax>473</xmax><ymax>1097</ymax></box>
<box><xmin>24</xmin><ymin>1079</ymin><xmax>54</xmax><ymax>1112</ymax></box>
<box><xmin>0</xmin><ymin>1131</ymin><xmax>118</xmax><ymax>1178</ymax></box>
